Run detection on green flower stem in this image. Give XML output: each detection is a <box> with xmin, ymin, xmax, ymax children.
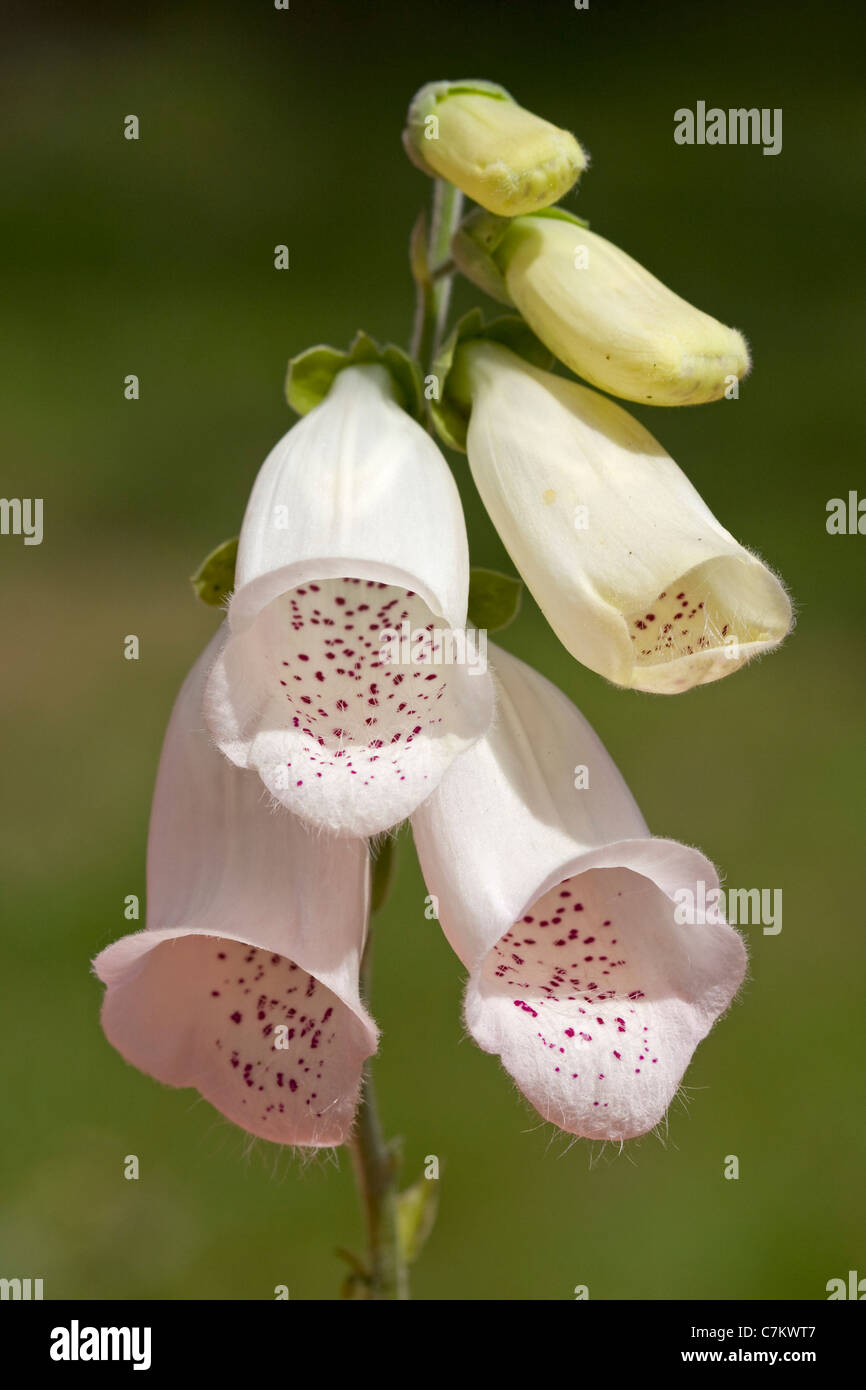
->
<box><xmin>410</xmin><ymin>178</ymin><xmax>464</xmax><ymax>370</ymax></box>
<box><xmin>431</xmin><ymin>256</ymin><xmax>457</xmax><ymax>282</ymax></box>
<box><xmin>348</xmin><ymin>908</ymin><xmax>409</xmax><ymax>1300</ymax></box>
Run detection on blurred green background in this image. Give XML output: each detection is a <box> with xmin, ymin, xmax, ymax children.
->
<box><xmin>1</xmin><ymin>0</ymin><xmax>864</xmax><ymax>1300</ymax></box>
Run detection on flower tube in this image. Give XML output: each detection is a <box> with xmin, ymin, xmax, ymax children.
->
<box><xmin>412</xmin><ymin>644</ymin><xmax>748</xmax><ymax>1140</ymax></box>
<box><xmin>205</xmin><ymin>364</ymin><xmax>494</xmax><ymax>836</ymax></box>
<box><xmin>95</xmin><ymin>631</ymin><xmax>377</xmax><ymax>1147</ymax></box>
<box><xmin>449</xmin><ymin>340</ymin><xmax>791</xmax><ymax>692</ymax></box>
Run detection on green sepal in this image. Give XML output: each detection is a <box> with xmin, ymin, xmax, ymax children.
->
<box><xmin>428</xmin><ymin>308</ymin><xmax>483</xmax><ymax>451</ymax></box>
<box><xmin>452</xmin><ymin>205</ymin><xmax>590</xmax><ymax>306</ymax></box>
<box><xmin>523</xmin><ymin>205</ymin><xmax>590</xmax><ymax>228</ymax></box>
<box><xmin>467</xmin><ymin>567</ymin><xmax>523</xmax><ymax>632</ymax></box>
<box><xmin>429</xmin><ymin>310</ymin><xmax>552</xmax><ymax>452</ymax></box>
<box><xmin>450</xmin><ymin>209</ymin><xmax>514</xmax><ymax>304</ymax></box>
<box><xmin>396</xmin><ymin>1175</ymin><xmax>439</xmax><ymax>1266</ymax></box>
<box><xmin>286</xmin><ymin>332</ymin><xmax>424</xmax><ymax>421</ymax></box>
<box><xmin>480</xmin><ymin>315</ymin><xmax>554</xmax><ymax>368</ymax></box>
<box><xmin>190</xmin><ymin>536</ymin><xmax>238</xmax><ymax>608</ymax></box>
<box><xmin>284</xmin><ymin>346</ymin><xmax>347</xmax><ymax>417</ymax></box>
<box><xmin>409</xmin><ymin>209</ymin><xmax>430</xmax><ymax>288</ymax></box>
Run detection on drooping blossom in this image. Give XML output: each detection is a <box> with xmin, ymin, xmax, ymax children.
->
<box><xmin>205</xmin><ymin>364</ymin><xmax>494</xmax><ymax>837</ymax></box>
<box><xmin>447</xmin><ymin>339</ymin><xmax>791</xmax><ymax>692</ymax></box>
<box><xmin>94</xmin><ymin>630</ymin><xmax>377</xmax><ymax>1147</ymax></box>
<box><xmin>412</xmin><ymin>643</ymin><xmax>747</xmax><ymax>1140</ymax></box>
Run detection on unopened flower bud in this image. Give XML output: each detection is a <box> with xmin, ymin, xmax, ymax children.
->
<box><xmin>456</xmin><ymin>209</ymin><xmax>750</xmax><ymax>406</ymax></box>
<box><xmin>403</xmin><ymin>80</ymin><xmax>586</xmax><ymax>216</ymax></box>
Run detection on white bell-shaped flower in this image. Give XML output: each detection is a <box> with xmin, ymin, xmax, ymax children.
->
<box><xmin>94</xmin><ymin>631</ymin><xmax>378</xmax><ymax>1147</ymax></box>
<box><xmin>412</xmin><ymin>644</ymin><xmax>747</xmax><ymax>1141</ymax></box>
<box><xmin>205</xmin><ymin>364</ymin><xmax>494</xmax><ymax>835</ymax></box>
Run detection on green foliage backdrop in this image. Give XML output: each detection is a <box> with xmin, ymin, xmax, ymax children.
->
<box><xmin>1</xmin><ymin>0</ymin><xmax>863</xmax><ymax>1299</ymax></box>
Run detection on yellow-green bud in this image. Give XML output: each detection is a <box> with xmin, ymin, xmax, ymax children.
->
<box><xmin>403</xmin><ymin>80</ymin><xmax>586</xmax><ymax>216</ymax></box>
<box><xmin>468</xmin><ymin>212</ymin><xmax>750</xmax><ymax>406</ymax></box>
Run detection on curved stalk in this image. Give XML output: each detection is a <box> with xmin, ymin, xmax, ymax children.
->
<box><xmin>410</xmin><ymin>179</ymin><xmax>464</xmax><ymax>369</ymax></box>
<box><xmin>346</xmin><ymin>853</ymin><xmax>409</xmax><ymax>1300</ymax></box>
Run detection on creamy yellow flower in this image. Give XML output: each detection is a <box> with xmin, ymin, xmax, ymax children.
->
<box><xmin>458</xmin><ymin>211</ymin><xmax>750</xmax><ymax>406</ymax></box>
<box><xmin>450</xmin><ymin>340</ymin><xmax>791</xmax><ymax>691</ymax></box>
<box><xmin>403</xmin><ymin>80</ymin><xmax>586</xmax><ymax>216</ymax></box>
